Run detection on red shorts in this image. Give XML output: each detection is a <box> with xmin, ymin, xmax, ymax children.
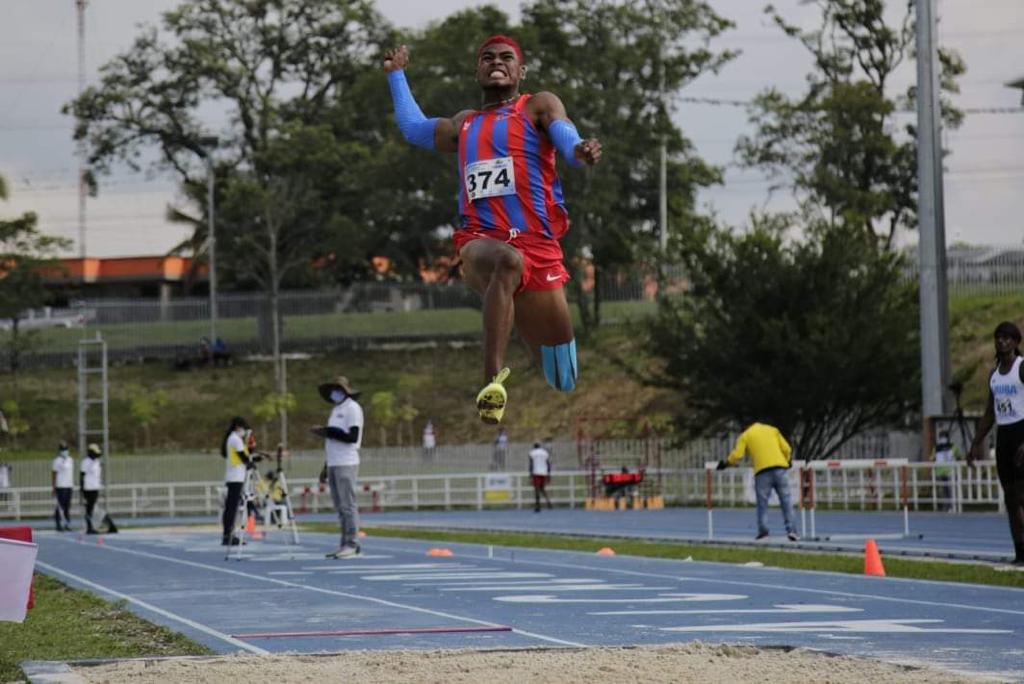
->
<box><xmin>453</xmin><ymin>228</ymin><xmax>570</xmax><ymax>293</ymax></box>
<box><xmin>531</xmin><ymin>474</ymin><xmax>550</xmax><ymax>489</ymax></box>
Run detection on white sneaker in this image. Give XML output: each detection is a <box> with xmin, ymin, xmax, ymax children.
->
<box><xmin>327</xmin><ymin>545</ymin><xmax>362</xmax><ymax>559</ymax></box>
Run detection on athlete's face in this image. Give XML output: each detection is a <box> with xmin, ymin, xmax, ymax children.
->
<box><xmin>995</xmin><ymin>332</ymin><xmax>1020</xmax><ymax>356</ymax></box>
<box><xmin>476</xmin><ymin>44</ymin><xmax>525</xmax><ymax>90</ymax></box>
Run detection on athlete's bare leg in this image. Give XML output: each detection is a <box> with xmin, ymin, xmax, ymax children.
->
<box><xmin>460</xmin><ymin>238</ymin><xmax>523</xmax><ymax>381</ymax></box>
<box><xmin>513</xmin><ymin>288</ymin><xmax>574</xmax><ymax>363</ymax></box>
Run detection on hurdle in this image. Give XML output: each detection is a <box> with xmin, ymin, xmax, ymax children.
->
<box><xmin>704</xmin><ymin>458</ymin><xmax>919</xmax><ymax>542</ymax></box>
<box><xmin>799</xmin><ymin>458</ymin><xmax>918</xmax><ymax>542</ymax></box>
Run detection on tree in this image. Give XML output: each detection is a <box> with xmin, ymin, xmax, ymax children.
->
<box><xmin>252</xmin><ymin>390</ymin><xmax>297</xmax><ymax>448</ymax></box>
<box><xmin>523</xmin><ymin>0</ymin><xmax>733</xmax><ymax>332</ymax></box>
<box><xmin>737</xmin><ymin>0</ymin><xmax>964</xmax><ymax>248</ymax></box>
<box><xmin>0</xmin><ymin>177</ymin><xmax>71</xmax><ymax>373</ymax></box>
<box><xmin>369</xmin><ymin>391</ymin><xmax>397</xmax><ymax>446</ymax></box>
<box><xmin>645</xmin><ymin>213</ymin><xmax>919</xmax><ymax>460</ymax></box>
<box><xmin>0</xmin><ymin>400</ymin><xmax>30</xmax><ymax>448</ymax></box>
<box><xmin>64</xmin><ymin>0</ymin><xmax>392</xmax><ymax>338</ymax></box>
<box><xmin>337</xmin><ymin>2</ymin><xmax>732</xmax><ymax>325</ymax></box>
<box><xmin>128</xmin><ymin>385</ymin><xmax>170</xmax><ymax>450</ymax></box>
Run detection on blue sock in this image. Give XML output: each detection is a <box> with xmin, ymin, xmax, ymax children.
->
<box><xmin>541</xmin><ymin>339</ymin><xmax>577</xmax><ymax>391</ymax></box>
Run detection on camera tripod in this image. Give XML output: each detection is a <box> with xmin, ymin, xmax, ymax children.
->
<box><xmin>225</xmin><ymin>453</ymin><xmax>300</xmax><ymax>561</ymax></box>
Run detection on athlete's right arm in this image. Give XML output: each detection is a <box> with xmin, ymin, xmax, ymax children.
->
<box><xmin>383</xmin><ymin>45</ymin><xmax>460</xmax><ymax>154</ymax></box>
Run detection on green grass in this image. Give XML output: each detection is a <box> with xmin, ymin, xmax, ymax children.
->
<box><xmin>0</xmin><ymin>289</ymin><xmax>1017</xmax><ymax>455</ymax></box>
<box><xmin>0</xmin><ymin>574</ymin><xmax>212</xmax><ymax>682</ymax></box>
<box><xmin>310</xmin><ymin>524</ymin><xmax>1024</xmax><ymax>589</ymax></box>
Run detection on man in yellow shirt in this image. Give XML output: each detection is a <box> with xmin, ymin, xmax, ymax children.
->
<box><xmin>718</xmin><ymin>422</ymin><xmax>798</xmax><ymax>541</ymax></box>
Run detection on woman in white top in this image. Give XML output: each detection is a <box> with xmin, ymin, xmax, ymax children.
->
<box><xmin>970</xmin><ymin>321</ymin><xmax>1024</xmax><ymax>564</ymax></box>
<box><xmin>80</xmin><ymin>443</ymin><xmax>103</xmax><ymax>534</ymax></box>
<box><xmin>220</xmin><ymin>417</ymin><xmax>253</xmax><ymax>546</ymax></box>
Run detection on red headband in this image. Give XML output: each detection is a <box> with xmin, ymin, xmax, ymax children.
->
<box><xmin>478</xmin><ymin>35</ymin><xmax>524</xmax><ymax>62</ymax></box>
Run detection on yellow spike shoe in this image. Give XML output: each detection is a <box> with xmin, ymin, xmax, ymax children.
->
<box><xmin>476</xmin><ymin>367</ymin><xmax>511</xmax><ymax>424</ymax></box>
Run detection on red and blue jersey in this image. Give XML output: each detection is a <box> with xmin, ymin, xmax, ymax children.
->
<box><xmin>457</xmin><ymin>94</ymin><xmax>568</xmax><ymax>240</ymax></box>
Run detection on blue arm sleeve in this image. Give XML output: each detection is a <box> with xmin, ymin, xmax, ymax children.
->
<box><xmin>548</xmin><ymin>119</ymin><xmax>584</xmax><ymax>167</ymax></box>
<box><xmin>387</xmin><ymin>70</ymin><xmax>439</xmax><ymax>151</ymax></box>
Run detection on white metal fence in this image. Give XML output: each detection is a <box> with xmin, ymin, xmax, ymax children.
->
<box><xmin>0</xmin><ymin>431</ymin><xmax>928</xmax><ymax>491</ymax></box>
<box><xmin>0</xmin><ymin>462</ymin><xmax>1002</xmax><ymax>521</ymax></box>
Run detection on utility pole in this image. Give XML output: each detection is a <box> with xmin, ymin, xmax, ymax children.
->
<box><xmin>76</xmin><ymin>0</ymin><xmax>88</xmax><ymax>261</ymax></box>
<box><xmin>658</xmin><ymin>44</ymin><xmax>668</xmax><ymax>254</ymax></box>
<box><xmin>916</xmin><ymin>0</ymin><xmax>952</xmax><ymax>448</ymax></box>
<box><xmin>199</xmin><ymin>136</ymin><xmax>220</xmax><ymax>343</ymax></box>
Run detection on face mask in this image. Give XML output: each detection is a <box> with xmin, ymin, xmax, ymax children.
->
<box><xmin>330</xmin><ymin>390</ymin><xmax>346</xmax><ymax>403</ymax></box>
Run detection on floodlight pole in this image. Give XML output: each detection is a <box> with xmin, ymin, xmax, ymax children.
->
<box><xmin>915</xmin><ymin>0</ymin><xmax>952</xmax><ymax>449</ymax></box>
<box><xmin>199</xmin><ymin>137</ymin><xmax>219</xmax><ymax>343</ymax></box>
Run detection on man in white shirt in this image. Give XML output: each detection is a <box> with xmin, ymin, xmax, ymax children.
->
<box><xmin>528</xmin><ymin>442</ymin><xmax>552</xmax><ymax>512</ymax></box>
<box><xmin>51</xmin><ymin>441</ymin><xmax>74</xmax><ymax>531</ymax></box>
<box><xmin>313</xmin><ymin>376</ymin><xmax>364</xmax><ymax>559</ymax></box>
<box><xmin>80</xmin><ymin>443</ymin><xmax>103</xmax><ymax>534</ymax></box>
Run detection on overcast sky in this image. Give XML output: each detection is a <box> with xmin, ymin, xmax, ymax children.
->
<box><xmin>0</xmin><ymin>0</ymin><xmax>1021</xmax><ymax>258</ymax></box>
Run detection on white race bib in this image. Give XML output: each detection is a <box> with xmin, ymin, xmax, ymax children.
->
<box><xmin>464</xmin><ymin>157</ymin><xmax>516</xmax><ymax>201</ymax></box>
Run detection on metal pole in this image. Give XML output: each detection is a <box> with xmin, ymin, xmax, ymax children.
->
<box><xmin>658</xmin><ymin>51</ymin><xmax>668</xmax><ymax>254</ymax></box>
<box><xmin>76</xmin><ymin>0</ymin><xmax>88</xmax><ymax>261</ymax></box>
<box><xmin>915</xmin><ymin>0</ymin><xmax>952</xmax><ymax>427</ymax></box>
<box><xmin>206</xmin><ymin>155</ymin><xmax>218</xmax><ymax>343</ymax></box>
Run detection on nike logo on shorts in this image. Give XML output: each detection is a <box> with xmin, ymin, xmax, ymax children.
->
<box><xmin>546</xmin><ymin>273</ymin><xmax>561</xmax><ymax>282</ymax></box>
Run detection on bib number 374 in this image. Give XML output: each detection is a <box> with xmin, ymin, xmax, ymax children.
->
<box><xmin>464</xmin><ymin>157</ymin><xmax>515</xmax><ymax>201</ymax></box>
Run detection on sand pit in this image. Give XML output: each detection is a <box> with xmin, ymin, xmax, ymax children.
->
<box><xmin>75</xmin><ymin>642</ymin><xmax>998</xmax><ymax>683</ymax></box>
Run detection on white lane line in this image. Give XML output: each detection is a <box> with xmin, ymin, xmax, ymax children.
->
<box><xmin>267</xmin><ymin>571</ymin><xmax>312</xmax><ymax>576</ymax></box>
<box><xmin>590</xmin><ymin>604</ymin><xmax>864</xmax><ymax>616</ymax></box>
<box><xmin>36</xmin><ymin>560</ymin><xmax>268</xmax><ymax>655</ymax></box>
<box><xmin>368</xmin><ymin>542</ymin><xmax>1024</xmax><ymax>618</ymax></box>
<box><xmin>55</xmin><ymin>539</ymin><xmax>585</xmax><ymax>648</ymax></box>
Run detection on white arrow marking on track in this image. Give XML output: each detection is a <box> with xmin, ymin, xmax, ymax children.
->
<box><xmin>591</xmin><ymin>603</ymin><xmax>863</xmax><ymax>616</ymax></box>
<box><xmin>494</xmin><ymin>592</ymin><xmax>747</xmax><ymax>604</ymax></box>
<box><xmin>363</xmin><ymin>572</ymin><xmax>551</xmax><ymax>581</ymax></box>
<box><xmin>662</xmin><ymin>619</ymin><xmax>1012</xmax><ymax>634</ymax></box>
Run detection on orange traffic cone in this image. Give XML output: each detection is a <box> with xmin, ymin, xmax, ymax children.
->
<box><xmin>246</xmin><ymin>513</ymin><xmax>263</xmax><ymax>540</ymax></box>
<box><xmin>426</xmin><ymin>547</ymin><xmax>453</xmax><ymax>557</ymax></box>
<box><xmin>596</xmin><ymin>547</ymin><xmax>616</xmax><ymax>556</ymax></box>
<box><xmin>864</xmin><ymin>538</ymin><xmax>885</xmax><ymax>577</ymax></box>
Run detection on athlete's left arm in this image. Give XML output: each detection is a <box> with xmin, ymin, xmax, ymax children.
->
<box><xmin>528</xmin><ymin>91</ymin><xmax>602</xmax><ymax>166</ymax></box>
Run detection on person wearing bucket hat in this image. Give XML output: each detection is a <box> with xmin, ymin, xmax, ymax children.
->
<box><xmin>80</xmin><ymin>443</ymin><xmax>103</xmax><ymax>534</ymax></box>
<box><xmin>312</xmin><ymin>376</ymin><xmax>364</xmax><ymax>559</ymax></box>
<box><xmin>970</xmin><ymin>321</ymin><xmax>1024</xmax><ymax>564</ymax></box>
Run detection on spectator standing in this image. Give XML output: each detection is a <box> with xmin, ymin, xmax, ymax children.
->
<box><xmin>528</xmin><ymin>442</ymin><xmax>552</xmax><ymax>512</ymax></box>
<box><xmin>492</xmin><ymin>427</ymin><xmax>508</xmax><ymax>471</ymax></box>
<box><xmin>718</xmin><ymin>422</ymin><xmax>799</xmax><ymax>541</ymax></box>
<box><xmin>932</xmin><ymin>430</ymin><xmax>961</xmax><ymax>512</ymax></box>
<box><xmin>51</xmin><ymin>441</ymin><xmax>74</xmax><ymax>531</ymax></box>
<box><xmin>422</xmin><ymin>419</ymin><xmax>436</xmax><ymax>462</ymax></box>
<box><xmin>969</xmin><ymin>321</ymin><xmax>1024</xmax><ymax>564</ymax></box>
<box><xmin>80</xmin><ymin>443</ymin><xmax>103</xmax><ymax>534</ymax></box>
<box><xmin>221</xmin><ymin>416</ymin><xmax>252</xmax><ymax>546</ymax></box>
<box><xmin>0</xmin><ymin>459</ymin><xmax>10</xmax><ymax>503</ymax></box>
<box><xmin>313</xmin><ymin>376</ymin><xmax>364</xmax><ymax>560</ymax></box>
